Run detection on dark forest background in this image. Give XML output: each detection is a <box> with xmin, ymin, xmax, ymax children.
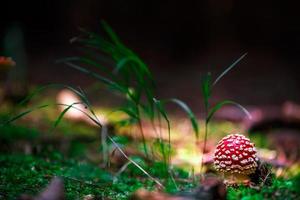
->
<box><xmin>1</xmin><ymin>1</ymin><xmax>299</xmax><ymax>111</ymax></box>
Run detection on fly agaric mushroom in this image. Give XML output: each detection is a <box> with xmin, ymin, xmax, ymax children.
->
<box><xmin>214</xmin><ymin>134</ymin><xmax>258</xmax><ymax>184</ymax></box>
<box><xmin>0</xmin><ymin>57</ymin><xmax>15</xmax><ymax>71</ymax></box>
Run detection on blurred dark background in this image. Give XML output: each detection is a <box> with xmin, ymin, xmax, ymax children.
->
<box><xmin>1</xmin><ymin>0</ymin><xmax>299</xmax><ymax>111</ymax></box>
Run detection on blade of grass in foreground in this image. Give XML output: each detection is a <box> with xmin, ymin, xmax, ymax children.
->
<box><xmin>164</xmin><ymin>98</ymin><xmax>199</xmax><ymax>139</ymax></box>
<box><xmin>153</xmin><ymin>98</ymin><xmax>171</xmax><ymax>161</ymax></box>
<box><xmin>50</xmin><ymin>102</ymin><xmax>83</xmax><ymax>133</ymax></box>
<box><xmin>17</xmin><ymin>83</ymin><xmax>84</xmax><ymax>107</ymax></box>
<box><xmin>1</xmin><ymin>104</ymin><xmax>50</xmax><ymax>125</ymax></box>
<box><xmin>201</xmin><ymin>73</ymin><xmax>212</xmax><ymax>113</ymax></box>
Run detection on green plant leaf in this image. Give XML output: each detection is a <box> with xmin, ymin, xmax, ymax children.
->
<box><xmin>201</xmin><ymin>73</ymin><xmax>212</xmax><ymax>111</ymax></box>
<box><xmin>59</xmin><ymin>57</ymin><xmax>112</xmax><ymax>75</ymax></box>
<box><xmin>101</xmin><ymin>20</ymin><xmax>123</xmax><ymax>47</ymax></box>
<box><xmin>207</xmin><ymin>100</ymin><xmax>252</xmax><ymax>124</ymax></box>
<box><xmin>153</xmin><ymin>98</ymin><xmax>169</xmax><ymax>124</ymax></box>
<box><xmin>17</xmin><ymin>84</ymin><xmax>81</xmax><ymax>107</ymax></box>
<box><xmin>60</xmin><ymin>61</ymin><xmax>127</xmax><ymax>94</ymax></box>
<box><xmin>52</xmin><ymin>102</ymin><xmax>82</xmax><ymax>130</ymax></box>
<box><xmin>117</xmin><ymin>107</ymin><xmax>139</xmax><ymax>120</ymax></box>
<box><xmin>164</xmin><ymin>98</ymin><xmax>199</xmax><ymax>138</ymax></box>
<box><xmin>1</xmin><ymin>104</ymin><xmax>50</xmax><ymax>125</ymax></box>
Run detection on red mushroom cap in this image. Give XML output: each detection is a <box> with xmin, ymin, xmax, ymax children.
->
<box><xmin>214</xmin><ymin>134</ymin><xmax>258</xmax><ymax>175</ymax></box>
<box><xmin>0</xmin><ymin>57</ymin><xmax>15</xmax><ymax>70</ymax></box>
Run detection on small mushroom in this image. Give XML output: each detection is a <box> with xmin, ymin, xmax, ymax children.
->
<box><xmin>0</xmin><ymin>56</ymin><xmax>16</xmax><ymax>71</ymax></box>
<box><xmin>213</xmin><ymin>134</ymin><xmax>258</xmax><ymax>185</ymax></box>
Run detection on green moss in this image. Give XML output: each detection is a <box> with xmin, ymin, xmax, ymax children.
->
<box><xmin>0</xmin><ymin>125</ymin><xmax>39</xmax><ymax>142</ymax></box>
<box><xmin>0</xmin><ymin>154</ymin><xmax>130</xmax><ymax>199</ymax></box>
<box><xmin>227</xmin><ymin>178</ymin><xmax>300</xmax><ymax>200</ymax></box>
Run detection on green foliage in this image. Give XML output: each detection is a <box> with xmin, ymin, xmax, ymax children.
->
<box><xmin>0</xmin><ymin>153</ymin><xmax>198</xmax><ymax>199</ymax></box>
<box><xmin>164</xmin><ymin>98</ymin><xmax>199</xmax><ymax>139</ymax></box>
<box><xmin>201</xmin><ymin>53</ymin><xmax>250</xmax><ymax>124</ymax></box>
<box><xmin>227</xmin><ymin>178</ymin><xmax>299</xmax><ymax>200</ymax></box>
<box><xmin>0</xmin><ymin>125</ymin><xmax>39</xmax><ymax>142</ymax></box>
<box><xmin>0</xmin><ymin>154</ymin><xmax>131</xmax><ymax>199</ymax></box>
<box><xmin>57</xmin><ymin>21</ymin><xmax>199</xmax><ymax>186</ymax></box>
<box><xmin>200</xmin><ymin>53</ymin><xmax>250</xmax><ymax>173</ymax></box>
<box><xmin>248</xmin><ymin>132</ymin><xmax>270</xmax><ymax>148</ymax></box>
<box><xmin>207</xmin><ymin>100</ymin><xmax>252</xmax><ymax>124</ymax></box>
<box><xmin>201</xmin><ymin>73</ymin><xmax>212</xmax><ymax>112</ymax></box>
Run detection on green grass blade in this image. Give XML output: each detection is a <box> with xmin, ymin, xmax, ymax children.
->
<box><xmin>17</xmin><ymin>84</ymin><xmax>86</xmax><ymax>107</ymax></box>
<box><xmin>52</xmin><ymin>102</ymin><xmax>82</xmax><ymax>130</ymax></box>
<box><xmin>107</xmin><ymin>135</ymin><xmax>164</xmax><ymax>188</ymax></box>
<box><xmin>164</xmin><ymin>98</ymin><xmax>199</xmax><ymax>138</ymax></box>
<box><xmin>153</xmin><ymin>98</ymin><xmax>169</xmax><ymax>124</ymax></box>
<box><xmin>58</xmin><ymin>57</ymin><xmax>112</xmax><ymax>76</ymax></box>
<box><xmin>74</xmin><ymin>27</ymin><xmax>116</xmax><ymax>54</ymax></box>
<box><xmin>153</xmin><ymin>98</ymin><xmax>171</xmax><ymax>158</ymax></box>
<box><xmin>1</xmin><ymin>104</ymin><xmax>50</xmax><ymax>125</ymax></box>
<box><xmin>60</xmin><ymin>61</ymin><xmax>127</xmax><ymax>94</ymax></box>
<box><xmin>117</xmin><ymin>107</ymin><xmax>139</xmax><ymax>120</ymax></box>
<box><xmin>201</xmin><ymin>73</ymin><xmax>212</xmax><ymax>111</ymax></box>
<box><xmin>213</xmin><ymin>53</ymin><xmax>248</xmax><ymax>86</ymax></box>
<box><xmin>101</xmin><ymin>20</ymin><xmax>123</xmax><ymax>47</ymax></box>
<box><xmin>207</xmin><ymin>100</ymin><xmax>252</xmax><ymax>123</ymax></box>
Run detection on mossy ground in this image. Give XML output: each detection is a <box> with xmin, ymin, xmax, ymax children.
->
<box><xmin>0</xmin><ymin>153</ymin><xmax>150</xmax><ymax>199</ymax></box>
<box><xmin>0</xmin><ymin>153</ymin><xmax>196</xmax><ymax>199</ymax></box>
<box><xmin>227</xmin><ymin>179</ymin><xmax>300</xmax><ymax>200</ymax></box>
<box><xmin>1</xmin><ymin>153</ymin><xmax>299</xmax><ymax>199</ymax></box>
<box><xmin>0</xmin><ymin>108</ymin><xmax>300</xmax><ymax>199</ymax></box>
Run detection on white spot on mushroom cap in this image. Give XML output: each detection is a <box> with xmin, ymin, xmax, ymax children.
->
<box><xmin>232</xmin><ymin>154</ymin><xmax>239</xmax><ymax>161</ymax></box>
<box><xmin>225</xmin><ymin>161</ymin><xmax>232</xmax><ymax>165</ymax></box>
<box><xmin>241</xmin><ymin>159</ymin><xmax>248</xmax><ymax>164</ymax></box>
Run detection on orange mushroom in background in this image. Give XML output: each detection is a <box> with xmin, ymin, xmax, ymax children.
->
<box><xmin>0</xmin><ymin>56</ymin><xmax>16</xmax><ymax>71</ymax></box>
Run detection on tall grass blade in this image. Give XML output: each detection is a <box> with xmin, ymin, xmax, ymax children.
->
<box><xmin>213</xmin><ymin>53</ymin><xmax>248</xmax><ymax>86</ymax></box>
<box><xmin>59</xmin><ymin>61</ymin><xmax>127</xmax><ymax>94</ymax></box>
<box><xmin>17</xmin><ymin>84</ymin><xmax>83</xmax><ymax>107</ymax></box>
<box><xmin>52</xmin><ymin>102</ymin><xmax>82</xmax><ymax>130</ymax></box>
<box><xmin>207</xmin><ymin>100</ymin><xmax>252</xmax><ymax>124</ymax></box>
<box><xmin>101</xmin><ymin>20</ymin><xmax>123</xmax><ymax>47</ymax></box>
<box><xmin>165</xmin><ymin>98</ymin><xmax>199</xmax><ymax>138</ymax></box>
<box><xmin>201</xmin><ymin>73</ymin><xmax>212</xmax><ymax>111</ymax></box>
<box><xmin>1</xmin><ymin>104</ymin><xmax>49</xmax><ymax>125</ymax></box>
<box><xmin>107</xmin><ymin>135</ymin><xmax>164</xmax><ymax>188</ymax></box>
<box><xmin>153</xmin><ymin>98</ymin><xmax>171</xmax><ymax>162</ymax></box>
